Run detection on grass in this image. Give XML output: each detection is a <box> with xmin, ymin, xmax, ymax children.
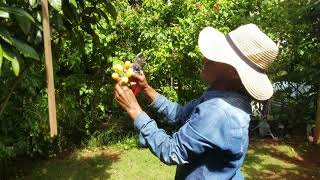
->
<box><xmin>242</xmin><ymin>139</ymin><xmax>320</xmax><ymax>179</ymax></box>
<box><xmin>15</xmin><ymin>138</ymin><xmax>320</xmax><ymax>180</ymax></box>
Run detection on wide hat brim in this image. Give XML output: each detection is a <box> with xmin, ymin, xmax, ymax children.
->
<box><xmin>198</xmin><ymin>27</ymin><xmax>273</xmax><ymax>101</ymax></box>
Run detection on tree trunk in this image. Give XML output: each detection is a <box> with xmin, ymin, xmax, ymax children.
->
<box><xmin>314</xmin><ymin>89</ymin><xmax>320</xmax><ymax>144</ymax></box>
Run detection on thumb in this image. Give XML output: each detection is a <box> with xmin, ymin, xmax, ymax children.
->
<box><xmin>131</xmin><ymin>71</ymin><xmax>144</xmax><ymax>81</ymax></box>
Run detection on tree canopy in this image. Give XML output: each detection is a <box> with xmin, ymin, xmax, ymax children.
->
<box><xmin>0</xmin><ymin>0</ymin><xmax>319</xmax><ymax>160</ymax></box>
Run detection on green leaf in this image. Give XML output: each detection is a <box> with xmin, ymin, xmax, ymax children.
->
<box><xmin>2</xmin><ymin>48</ymin><xmax>21</xmax><ymax>76</ymax></box>
<box><xmin>277</xmin><ymin>70</ymin><xmax>288</xmax><ymax>77</ymax></box>
<box><xmin>0</xmin><ymin>6</ymin><xmax>35</xmax><ymax>23</ymax></box>
<box><xmin>69</xmin><ymin>0</ymin><xmax>78</xmax><ymax>8</ymax></box>
<box><xmin>34</xmin><ymin>30</ymin><xmax>42</xmax><ymax>45</ymax></box>
<box><xmin>0</xmin><ymin>44</ymin><xmax>3</xmax><ymax>75</ymax></box>
<box><xmin>112</xmin><ymin>60</ymin><xmax>124</xmax><ymax>67</ymax></box>
<box><xmin>16</xmin><ymin>15</ymin><xmax>31</xmax><ymax>35</ymax></box>
<box><xmin>0</xmin><ymin>6</ymin><xmax>42</xmax><ymax>30</ymax></box>
<box><xmin>0</xmin><ymin>28</ymin><xmax>40</xmax><ymax>60</ymax></box>
<box><xmin>29</xmin><ymin>0</ymin><xmax>37</xmax><ymax>7</ymax></box>
<box><xmin>48</xmin><ymin>0</ymin><xmax>62</xmax><ymax>13</ymax></box>
<box><xmin>96</xmin><ymin>9</ymin><xmax>109</xmax><ymax>23</ymax></box>
<box><xmin>11</xmin><ymin>57</ymin><xmax>20</xmax><ymax>76</ymax></box>
<box><xmin>103</xmin><ymin>2</ymin><xmax>117</xmax><ymax>20</ymax></box>
<box><xmin>2</xmin><ymin>47</ymin><xmax>17</xmax><ymax>62</ymax></box>
<box><xmin>0</xmin><ymin>10</ymin><xmax>9</xmax><ymax>18</ymax></box>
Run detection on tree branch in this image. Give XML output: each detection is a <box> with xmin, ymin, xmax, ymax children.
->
<box><xmin>0</xmin><ymin>73</ymin><xmax>24</xmax><ymax>118</ymax></box>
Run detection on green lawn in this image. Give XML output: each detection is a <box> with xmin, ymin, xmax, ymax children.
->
<box><xmin>242</xmin><ymin>140</ymin><xmax>320</xmax><ymax>179</ymax></box>
<box><xmin>17</xmin><ymin>138</ymin><xmax>320</xmax><ymax>180</ymax></box>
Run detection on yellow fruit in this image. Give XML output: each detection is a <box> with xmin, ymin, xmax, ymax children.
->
<box><xmin>126</xmin><ymin>68</ymin><xmax>133</xmax><ymax>78</ymax></box>
<box><xmin>121</xmin><ymin>76</ymin><xmax>129</xmax><ymax>84</ymax></box>
<box><xmin>113</xmin><ymin>64</ymin><xmax>123</xmax><ymax>73</ymax></box>
<box><xmin>124</xmin><ymin>61</ymin><xmax>131</xmax><ymax>69</ymax></box>
<box><xmin>112</xmin><ymin>73</ymin><xmax>119</xmax><ymax>80</ymax></box>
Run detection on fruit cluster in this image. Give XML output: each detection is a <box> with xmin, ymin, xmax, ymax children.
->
<box><xmin>111</xmin><ymin>61</ymin><xmax>133</xmax><ymax>84</ymax></box>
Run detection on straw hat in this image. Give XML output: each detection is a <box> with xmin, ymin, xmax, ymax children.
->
<box><xmin>198</xmin><ymin>24</ymin><xmax>279</xmax><ymax>101</ymax></box>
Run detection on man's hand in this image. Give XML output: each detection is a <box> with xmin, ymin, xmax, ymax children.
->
<box><xmin>114</xmin><ymin>80</ymin><xmax>142</xmax><ymax>120</ymax></box>
<box><xmin>130</xmin><ymin>71</ymin><xmax>150</xmax><ymax>92</ymax></box>
<box><xmin>130</xmin><ymin>71</ymin><xmax>158</xmax><ymax>103</ymax></box>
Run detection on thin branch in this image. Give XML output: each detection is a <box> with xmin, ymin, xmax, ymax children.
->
<box><xmin>288</xmin><ymin>82</ymin><xmax>303</xmax><ymax>96</ymax></box>
<box><xmin>0</xmin><ymin>72</ymin><xmax>25</xmax><ymax>118</ymax></box>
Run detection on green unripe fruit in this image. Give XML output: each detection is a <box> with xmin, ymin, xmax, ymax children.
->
<box><xmin>112</xmin><ymin>72</ymin><xmax>120</xmax><ymax>80</ymax></box>
<box><xmin>126</xmin><ymin>68</ymin><xmax>133</xmax><ymax>78</ymax></box>
<box><xmin>124</xmin><ymin>61</ymin><xmax>131</xmax><ymax>69</ymax></box>
<box><xmin>121</xmin><ymin>76</ymin><xmax>129</xmax><ymax>84</ymax></box>
<box><xmin>113</xmin><ymin>64</ymin><xmax>123</xmax><ymax>73</ymax></box>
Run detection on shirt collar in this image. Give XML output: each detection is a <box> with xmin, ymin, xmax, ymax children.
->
<box><xmin>201</xmin><ymin>90</ymin><xmax>252</xmax><ymax>114</ymax></box>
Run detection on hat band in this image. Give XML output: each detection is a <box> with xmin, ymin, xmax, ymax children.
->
<box><xmin>225</xmin><ymin>34</ymin><xmax>265</xmax><ymax>73</ymax></box>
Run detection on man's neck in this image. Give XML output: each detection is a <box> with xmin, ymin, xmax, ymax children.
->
<box><xmin>209</xmin><ymin>79</ymin><xmax>242</xmax><ymax>92</ymax></box>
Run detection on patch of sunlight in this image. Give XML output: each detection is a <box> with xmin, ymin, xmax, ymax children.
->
<box><xmin>108</xmin><ymin>148</ymin><xmax>176</xmax><ymax>180</ymax></box>
<box><xmin>242</xmin><ymin>144</ymin><xmax>303</xmax><ymax>180</ymax></box>
<box><xmin>276</xmin><ymin>144</ymin><xmax>299</xmax><ymax>158</ymax></box>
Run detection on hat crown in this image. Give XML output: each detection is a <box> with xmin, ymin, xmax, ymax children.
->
<box><xmin>228</xmin><ymin>24</ymin><xmax>279</xmax><ymax>71</ymax></box>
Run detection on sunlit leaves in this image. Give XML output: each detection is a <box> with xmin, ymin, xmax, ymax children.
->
<box><xmin>103</xmin><ymin>1</ymin><xmax>117</xmax><ymax>20</ymax></box>
<box><xmin>48</xmin><ymin>0</ymin><xmax>62</xmax><ymax>13</ymax></box>
<box><xmin>29</xmin><ymin>0</ymin><xmax>37</xmax><ymax>7</ymax></box>
<box><xmin>69</xmin><ymin>0</ymin><xmax>78</xmax><ymax>8</ymax></box>
<box><xmin>11</xmin><ymin>57</ymin><xmax>20</xmax><ymax>76</ymax></box>
<box><xmin>2</xmin><ymin>48</ymin><xmax>20</xmax><ymax>76</ymax></box>
<box><xmin>0</xmin><ymin>10</ymin><xmax>9</xmax><ymax>18</ymax></box>
<box><xmin>112</xmin><ymin>59</ymin><xmax>125</xmax><ymax>67</ymax></box>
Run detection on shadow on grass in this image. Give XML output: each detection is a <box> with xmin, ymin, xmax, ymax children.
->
<box><xmin>18</xmin><ymin>149</ymin><xmax>121</xmax><ymax>180</ymax></box>
<box><xmin>243</xmin><ymin>140</ymin><xmax>320</xmax><ymax>180</ymax></box>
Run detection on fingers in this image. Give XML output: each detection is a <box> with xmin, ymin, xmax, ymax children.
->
<box><xmin>114</xmin><ymin>81</ymin><xmax>124</xmax><ymax>95</ymax></box>
<box><xmin>114</xmin><ymin>94</ymin><xmax>127</xmax><ymax>109</ymax></box>
<box><xmin>114</xmin><ymin>80</ymin><xmax>132</xmax><ymax>99</ymax></box>
<box><xmin>131</xmin><ymin>71</ymin><xmax>144</xmax><ymax>80</ymax></box>
<box><xmin>114</xmin><ymin>84</ymin><xmax>130</xmax><ymax>107</ymax></box>
<box><xmin>114</xmin><ymin>86</ymin><xmax>123</xmax><ymax>102</ymax></box>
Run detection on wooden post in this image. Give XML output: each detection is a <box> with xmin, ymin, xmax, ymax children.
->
<box><xmin>41</xmin><ymin>0</ymin><xmax>57</xmax><ymax>137</ymax></box>
<box><xmin>314</xmin><ymin>89</ymin><xmax>320</xmax><ymax>144</ymax></box>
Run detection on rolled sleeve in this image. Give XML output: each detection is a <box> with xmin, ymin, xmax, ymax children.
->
<box><xmin>148</xmin><ymin>93</ymin><xmax>161</xmax><ymax>107</ymax></box>
<box><xmin>149</xmin><ymin>94</ymin><xmax>167</xmax><ymax>109</ymax></box>
<box><xmin>148</xmin><ymin>94</ymin><xmax>183</xmax><ymax>124</ymax></box>
<box><xmin>149</xmin><ymin>94</ymin><xmax>202</xmax><ymax>125</ymax></box>
<box><xmin>134</xmin><ymin>111</ymin><xmax>153</xmax><ymax>131</ymax></box>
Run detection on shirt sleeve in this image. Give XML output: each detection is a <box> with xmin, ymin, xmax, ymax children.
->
<box><xmin>134</xmin><ymin>104</ymin><xmax>230</xmax><ymax>165</ymax></box>
<box><xmin>149</xmin><ymin>94</ymin><xmax>201</xmax><ymax>125</ymax></box>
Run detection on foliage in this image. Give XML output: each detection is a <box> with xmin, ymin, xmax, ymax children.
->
<box><xmin>0</xmin><ymin>0</ymin><xmax>117</xmax><ymax>158</ymax></box>
<box><xmin>0</xmin><ymin>0</ymin><xmax>319</xmax><ymax>166</ymax></box>
<box><xmin>265</xmin><ymin>0</ymin><xmax>320</xmax><ymax>132</ymax></box>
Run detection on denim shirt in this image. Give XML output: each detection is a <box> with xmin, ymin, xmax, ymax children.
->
<box><xmin>134</xmin><ymin>90</ymin><xmax>252</xmax><ymax>180</ymax></box>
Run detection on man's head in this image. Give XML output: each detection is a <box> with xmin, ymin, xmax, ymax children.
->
<box><xmin>201</xmin><ymin>58</ymin><xmax>243</xmax><ymax>92</ymax></box>
<box><xmin>198</xmin><ymin>24</ymin><xmax>279</xmax><ymax>100</ymax></box>
<box><xmin>201</xmin><ymin>58</ymin><xmax>239</xmax><ymax>84</ymax></box>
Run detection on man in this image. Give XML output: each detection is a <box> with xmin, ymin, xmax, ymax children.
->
<box><xmin>113</xmin><ymin>24</ymin><xmax>279</xmax><ymax>179</ymax></box>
